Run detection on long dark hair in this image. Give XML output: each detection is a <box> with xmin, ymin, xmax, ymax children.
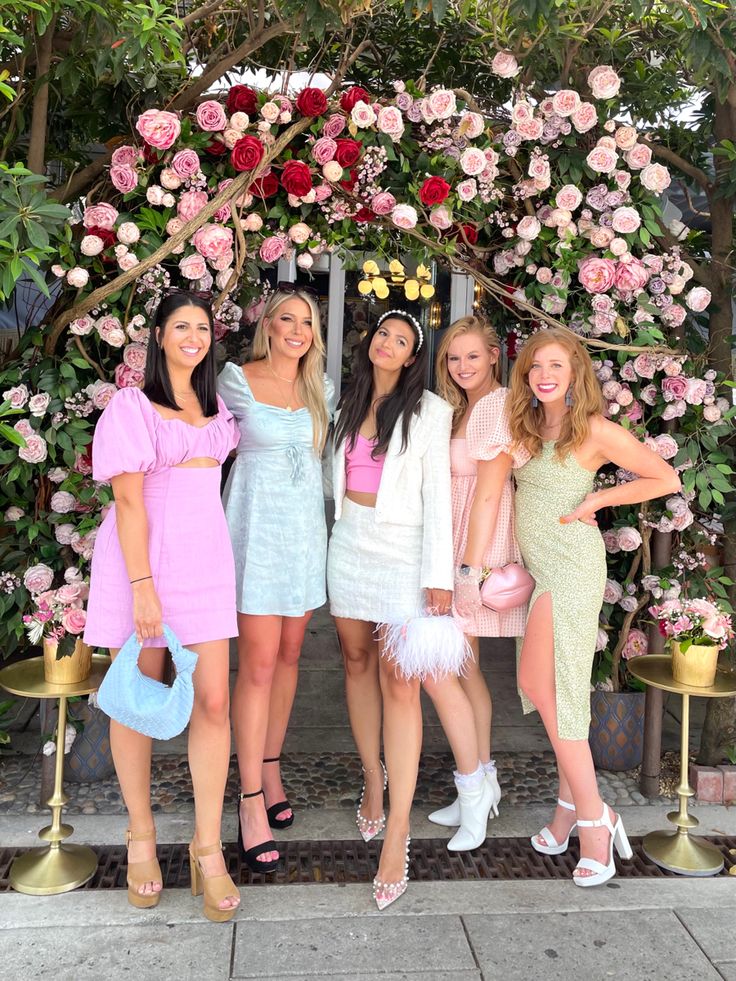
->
<box><xmin>334</xmin><ymin>313</ymin><xmax>428</xmax><ymax>456</ymax></box>
<box><xmin>143</xmin><ymin>292</ymin><xmax>218</xmax><ymax>416</ymax></box>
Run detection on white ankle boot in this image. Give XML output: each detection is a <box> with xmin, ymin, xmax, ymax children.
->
<box><xmin>429</xmin><ymin>764</ymin><xmax>501</xmax><ymax>827</ymax></box>
<box><xmin>447</xmin><ymin>768</ymin><xmax>494</xmax><ymax>851</ymax></box>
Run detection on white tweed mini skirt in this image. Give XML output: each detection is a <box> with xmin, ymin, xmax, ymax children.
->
<box><xmin>327</xmin><ymin>498</ymin><xmax>424</xmax><ymax>623</ymax></box>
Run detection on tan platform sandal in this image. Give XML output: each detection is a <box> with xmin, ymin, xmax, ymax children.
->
<box><xmin>189</xmin><ymin>841</ymin><xmax>240</xmax><ymax>922</ymax></box>
<box><xmin>125</xmin><ymin>828</ymin><xmax>162</xmax><ymax>909</ymax></box>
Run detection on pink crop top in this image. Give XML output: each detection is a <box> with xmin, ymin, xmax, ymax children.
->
<box><xmin>345</xmin><ymin>433</ymin><xmax>386</xmax><ymax>494</ymax></box>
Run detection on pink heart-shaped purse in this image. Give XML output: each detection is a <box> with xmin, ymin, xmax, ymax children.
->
<box><xmin>480</xmin><ymin>563</ymin><xmax>535</xmax><ymax>612</ymax></box>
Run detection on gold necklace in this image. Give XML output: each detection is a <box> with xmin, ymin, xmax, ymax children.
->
<box><xmin>267</xmin><ymin>362</ymin><xmax>296</xmax><ymax>412</ymax></box>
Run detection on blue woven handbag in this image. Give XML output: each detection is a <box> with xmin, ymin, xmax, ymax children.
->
<box><xmin>97</xmin><ymin>625</ymin><xmax>198</xmax><ymax>739</ymax></box>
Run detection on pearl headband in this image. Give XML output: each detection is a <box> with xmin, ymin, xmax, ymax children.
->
<box><xmin>376</xmin><ymin>309</ymin><xmax>424</xmax><ymax>352</ymax></box>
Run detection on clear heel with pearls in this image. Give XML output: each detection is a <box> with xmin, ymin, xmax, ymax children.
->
<box><xmin>356</xmin><ymin>761</ymin><xmax>387</xmax><ymax>843</ymax></box>
<box><xmin>373</xmin><ymin>835</ymin><xmax>410</xmax><ymax>911</ymax></box>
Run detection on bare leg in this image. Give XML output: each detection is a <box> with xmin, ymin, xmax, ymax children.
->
<box><xmin>187</xmin><ymin>638</ymin><xmax>239</xmax><ymax>911</ymax></box>
<box><xmin>335</xmin><ymin>617</ymin><xmax>384</xmax><ymax>824</ymax></box>
<box><xmin>377</xmin><ymin>635</ymin><xmax>422</xmax><ymax>884</ymax></box>
<box><xmin>459</xmin><ymin>637</ymin><xmax>493</xmax><ymax>761</ymax></box>
<box><xmin>263</xmin><ymin>611</ymin><xmax>313</xmax><ymax>823</ymax></box>
<box><xmin>518</xmin><ymin>593</ymin><xmax>615</xmax><ymax>874</ymax></box>
<box><xmin>231</xmin><ymin>613</ymin><xmax>280</xmax><ymax>864</ymax></box>
<box><xmin>109</xmin><ymin>645</ymin><xmax>166</xmax><ymax>897</ymax></box>
<box><xmin>423</xmin><ymin>673</ymin><xmax>479</xmax><ymax>774</ymax></box>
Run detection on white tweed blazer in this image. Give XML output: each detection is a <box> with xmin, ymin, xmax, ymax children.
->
<box><xmin>332</xmin><ymin>390</ymin><xmax>454</xmax><ymax>591</ymax></box>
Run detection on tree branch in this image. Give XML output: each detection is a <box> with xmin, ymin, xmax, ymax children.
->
<box><xmin>644</xmin><ymin>138</ymin><xmax>712</xmax><ymax>194</ymax></box>
<box><xmin>27</xmin><ymin>15</ymin><xmax>57</xmax><ymax>174</ymax></box>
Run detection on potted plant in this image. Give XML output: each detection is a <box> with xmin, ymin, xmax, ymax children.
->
<box><xmin>649</xmin><ymin>597</ymin><xmax>734</xmax><ymax>688</ymax></box>
<box><xmin>22</xmin><ymin>565</ymin><xmax>92</xmax><ymax>684</ymax></box>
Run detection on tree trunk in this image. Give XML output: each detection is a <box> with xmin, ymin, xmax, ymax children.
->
<box><xmin>696</xmin><ymin>697</ymin><xmax>736</xmax><ymax>765</ymax></box>
<box><xmin>26</xmin><ymin>16</ymin><xmax>56</xmax><ymax>175</ymax></box>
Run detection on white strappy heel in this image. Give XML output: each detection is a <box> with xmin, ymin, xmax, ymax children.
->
<box><xmin>531</xmin><ymin>798</ymin><xmax>577</xmax><ymax>855</ymax></box>
<box><xmin>573</xmin><ymin>803</ymin><xmax>633</xmax><ymax>887</ymax></box>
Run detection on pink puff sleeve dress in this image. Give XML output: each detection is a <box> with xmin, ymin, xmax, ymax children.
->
<box><xmin>83</xmin><ymin>387</ymin><xmax>240</xmax><ymax>649</ymax></box>
<box><xmin>451</xmin><ymin>387</ymin><xmax>529</xmax><ymax>638</ymax></box>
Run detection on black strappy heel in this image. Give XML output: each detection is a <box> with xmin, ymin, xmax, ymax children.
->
<box><xmin>237</xmin><ymin>789</ymin><xmax>279</xmax><ymax>872</ymax></box>
<box><xmin>263</xmin><ymin>757</ymin><xmax>294</xmax><ymax>829</ymax></box>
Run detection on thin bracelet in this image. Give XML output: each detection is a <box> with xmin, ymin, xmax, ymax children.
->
<box><xmin>129</xmin><ymin>575</ymin><xmax>152</xmax><ymax>584</ymax></box>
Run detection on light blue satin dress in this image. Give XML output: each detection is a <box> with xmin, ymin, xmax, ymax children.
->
<box><xmin>218</xmin><ymin>362</ymin><xmax>334</xmax><ymax>617</ymax></box>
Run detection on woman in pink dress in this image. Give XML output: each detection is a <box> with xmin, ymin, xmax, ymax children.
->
<box><xmin>84</xmin><ymin>292</ymin><xmax>240</xmax><ymax>921</ymax></box>
<box><xmin>423</xmin><ymin>315</ymin><xmax>527</xmax><ymax>849</ymax></box>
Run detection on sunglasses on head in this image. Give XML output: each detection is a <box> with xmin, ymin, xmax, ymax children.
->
<box><xmin>276</xmin><ymin>281</ymin><xmax>320</xmax><ymax>300</ymax></box>
<box><xmin>165</xmin><ymin>286</ymin><xmax>214</xmax><ymax>301</ymax></box>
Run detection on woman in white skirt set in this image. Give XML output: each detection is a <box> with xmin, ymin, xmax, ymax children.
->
<box><xmin>327</xmin><ymin>310</ymin><xmax>454</xmax><ymax>910</ymax></box>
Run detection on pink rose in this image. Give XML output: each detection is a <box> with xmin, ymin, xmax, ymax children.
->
<box><xmin>110</xmin><ymin>164</ymin><xmax>138</xmax><ymax>193</ymax></box>
<box><xmin>588</xmin><ymin>226</ymin><xmax>615</xmax><ymax>248</ymax></box>
<box><xmin>460</xmin><ymin>112</ymin><xmax>484</xmax><ymax>139</ymax></box>
<box><xmin>259</xmin><ymin>235</ymin><xmax>287</xmax><ymax>263</ymax></box>
<box><xmin>586</xmin><ymin>145</ymin><xmax>618</xmax><ymax>174</ymax></box>
<box><xmin>56</xmin><ymin>583</ymin><xmax>82</xmax><ymax>604</ymax></box>
<box><xmin>491</xmin><ymin>51</ymin><xmax>520</xmax><ymax>78</ymax></box>
<box><xmin>83</xmin><ymin>202</ymin><xmax>118</xmax><ymax>230</ymax></box>
<box><xmin>51</xmin><ymin>491</ymin><xmax>76</xmax><ymax>514</ymax></box>
<box><xmin>604</xmin><ymin>579</ymin><xmax>623</xmax><ymax>604</ymax></box>
<box><xmin>662</xmin><ymin>375</ymin><xmax>688</xmax><ymax>402</ymax></box>
<box><xmin>376</xmin><ymin>105</ymin><xmax>405</xmax><ymax>140</ymax></box>
<box><xmin>578</xmin><ymin>256</ymin><xmax>616</xmax><ymax>293</ymax></box>
<box><xmin>427</xmin><ymin>89</ymin><xmax>456</xmax><ymax>120</ymax></box>
<box><xmin>654</xmin><ymin>434</ymin><xmax>678</xmax><ymax>460</ymax></box>
<box><xmin>54</xmin><ymin>524</ymin><xmax>75</xmax><ymax>545</ymax></box>
<box><xmin>123</xmin><ymin>343</ymin><xmax>147</xmax><ymax>371</ymax></box>
<box><xmin>89</xmin><ymin>381</ymin><xmax>117</xmax><ymax>410</ymax></box>
<box><xmin>322</xmin><ymin>161</ymin><xmax>343</xmax><ymax>182</ymax></box>
<box><xmin>459</xmin><ymin>147</ymin><xmax>487</xmax><ymax>176</ymax></box>
<box><xmin>195</xmin><ymin>100</ymin><xmax>227</xmax><ymax>132</ymax></box>
<box><xmin>66</xmin><ymin>267</ymin><xmax>89</xmax><ymax>289</ymax></box>
<box><xmin>685</xmin><ymin>286</ymin><xmax>711</xmax><ymax>312</ymax></box>
<box><xmin>351</xmin><ymin>101</ymin><xmax>376</xmax><ymax>128</ymax></box>
<box><xmin>258</xmin><ymin>102</ymin><xmax>278</xmax><ymax>124</ymax></box>
<box><xmin>527</xmin><ymin>155</ymin><xmax>551</xmax><ymax>187</ymax></box>
<box><xmin>588</xmin><ymin>65</ymin><xmax>621</xmax><ymax>100</ymax></box>
<box><xmin>114</xmin><ymin>363</ymin><xmax>144</xmax><ymax>389</ymax></box>
<box><xmin>322</xmin><ymin>114</ymin><xmax>346</xmax><ymax>139</ymax></box>
<box><xmin>24</xmin><ymin>563</ymin><xmax>54</xmax><ymax>594</ymax></box>
<box><xmin>179</xmin><ymin>253</ymin><xmax>207</xmax><ymax>280</ymax></box>
<box><xmin>177</xmin><ymin>190</ymin><xmax>209</xmax><ymax>222</ymax></box>
<box><xmin>555</xmin><ymin>185</ymin><xmax>583</xmax><ymax>211</ymax></box>
<box><xmin>146</xmin><ymin>185</ymin><xmax>165</xmax><ymax>206</ymax></box>
<box><xmin>160</xmin><ymin>167</ymin><xmax>182</xmax><ymax>190</ymax></box>
<box><xmin>391</xmin><ymin>204</ymin><xmax>418</xmax><ymax>229</ymax></box>
<box><xmin>312</xmin><ymin>137</ymin><xmax>337</xmax><ymax>164</ymax></box>
<box><xmin>536</xmin><ymin>267</ymin><xmax>552</xmax><ymax>284</ymax></box>
<box><xmin>61</xmin><ymin>608</ymin><xmax>87</xmax><ymax>635</ymax></box>
<box><xmin>371</xmin><ymin>191</ymin><xmax>396</xmax><ymax>215</ymax></box>
<box><xmin>516</xmin><ymin>215</ymin><xmax>541</xmax><ymax>241</ymax></box>
<box><xmin>625</xmin><ymin>143</ymin><xmax>652</xmax><ymax>170</ymax></box>
<box><xmin>552</xmin><ymin>89</ymin><xmax>581</xmax><ymax>117</ymax></box>
<box><xmin>684</xmin><ymin>378</ymin><xmax>707</xmax><ymax>405</ymax></box>
<box><xmin>457</xmin><ymin>179</ymin><xmax>477</xmax><ymax>202</ymax></box>
<box><xmin>135</xmin><ymin>109</ymin><xmax>181</xmax><ymax>149</ymax></box>
<box><xmin>516</xmin><ymin>118</ymin><xmax>544</xmax><ymax>141</ymax></box>
<box><xmin>611</xmin><ymin>206</ymin><xmax>641</xmax><ymax>234</ymax></box>
<box><xmin>622</xmin><ymin>628</ymin><xmax>648</xmax><ymax>660</ymax></box>
<box><xmin>171</xmin><ymin>149</ymin><xmax>201</xmax><ymax>178</ymax></box>
<box><xmin>511</xmin><ymin>101</ymin><xmax>533</xmax><ymax>124</ymax></box>
<box><xmin>429</xmin><ymin>205</ymin><xmax>453</xmax><ymax>230</ymax></box>
<box><xmin>28</xmin><ymin>392</ymin><xmax>50</xmax><ymax>417</ymax></box>
<box><xmin>243</xmin><ymin>213</ymin><xmax>263</xmax><ymax>232</ymax></box>
<box><xmin>640</xmin><ymin>162</ymin><xmax>671</xmax><ymax>193</ymax></box>
<box><xmin>571</xmin><ymin>102</ymin><xmax>598</xmax><ymax>133</ymax></box>
<box><xmin>618</xmin><ymin>526</ymin><xmax>642</xmax><ymax>552</ymax></box>
<box><xmin>118</xmin><ymin>252</ymin><xmax>139</xmax><ymax>272</ymax></box>
<box><xmin>111</xmin><ymin>144</ymin><xmax>139</xmax><ymax>167</ymax></box>
<box><xmin>614</xmin><ymin>257</ymin><xmax>648</xmax><ymax>292</ymax></box>
<box><xmin>117</xmin><ymin>222</ymin><xmax>140</xmax><ymax>246</ymax></box>
<box><xmin>69</xmin><ymin>316</ymin><xmax>94</xmax><ymax>336</ymax></box>
<box><xmin>192</xmin><ymin>223</ymin><xmax>234</xmax><ymax>260</ymax></box>
<box><xmin>14</xmin><ymin>419</ymin><xmax>33</xmax><ymax>437</ymax></box>
<box><xmin>3</xmin><ymin>384</ymin><xmax>29</xmax><ymax>407</ymax></box>
<box><xmin>614</xmin><ymin>126</ymin><xmax>638</xmax><ymax>150</ymax></box>
<box><xmin>633</xmin><ymin>353</ymin><xmax>656</xmax><ymax>379</ymax></box>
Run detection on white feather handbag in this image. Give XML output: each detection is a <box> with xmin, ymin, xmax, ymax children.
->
<box><xmin>380</xmin><ymin>614</ymin><xmax>472</xmax><ymax>682</ymax></box>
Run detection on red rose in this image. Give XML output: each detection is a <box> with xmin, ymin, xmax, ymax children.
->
<box><xmin>281</xmin><ymin>159</ymin><xmax>313</xmax><ymax>196</ymax></box>
<box><xmin>340</xmin><ymin>86</ymin><xmax>370</xmax><ymax>112</ymax></box>
<box><xmin>454</xmin><ymin>222</ymin><xmax>479</xmax><ymax>245</ymax></box>
<box><xmin>419</xmin><ymin>176</ymin><xmax>450</xmax><ymax>206</ymax></box>
<box><xmin>142</xmin><ymin>144</ymin><xmax>161</xmax><ymax>166</ymax></box>
<box><xmin>230</xmin><ymin>135</ymin><xmax>265</xmax><ymax>173</ymax></box>
<box><xmin>205</xmin><ymin>137</ymin><xmax>229</xmax><ymax>157</ymax></box>
<box><xmin>334</xmin><ymin>138</ymin><xmax>362</xmax><ymax>168</ymax></box>
<box><xmin>85</xmin><ymin>226</ymin><xmax>116</xmax><ymax>249</ymax></box>
<box><xmin>227</xmin><ymin>85</ymin><xmax>258</xmax><ymax>116</ymax></box>
<box><xmin>340</xmin><ymin>168</ymin><xmax>358</xmax><ymax>192</ymax></box>
<box><xmin>354</xmin><ymin>207</ymin><xmax>376</xmax><ymax>223</ymax></box>
<box><xmin>296</xmin><ymin>87</ymin><xmax>328</xmax><ymax>117</ymax></box>
<box><xmin>249</xmin><ymin>171</ymin><xmax>279</xmax><ymax>198</ymax></box>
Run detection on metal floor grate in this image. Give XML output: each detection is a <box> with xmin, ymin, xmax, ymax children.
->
<box><xmin>1</xmin><ymin>836</ymin><xmax>734</xmax><ymax>891</ymax></box>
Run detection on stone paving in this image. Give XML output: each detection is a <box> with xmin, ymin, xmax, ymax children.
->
<box><xmin>0</xmin><ymin>747</ymin><xmax>674</xmax><ymax>816</ymax></box>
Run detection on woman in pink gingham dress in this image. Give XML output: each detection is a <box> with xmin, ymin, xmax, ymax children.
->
<box><xmin>423</xmin><ymin>315</ymin><xmax>528</xmax><ymax>845</ymax></box>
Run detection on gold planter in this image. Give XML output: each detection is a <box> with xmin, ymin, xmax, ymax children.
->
<box><xmin>671</xmin><ymin>641</ymin><xmax>719</xmax><ymax>688</ymax></box>
<box><xmin>43</xmin><ymin>638</ymin><xmax>93</xmax><ymax>686</ymax></box>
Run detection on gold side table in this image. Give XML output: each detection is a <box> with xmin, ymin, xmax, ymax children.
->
<box><xmin>629</xmin><ymin>653</ymin><xmax>736</xmax><ymax>876</ymax></box>
<box><xmin>0</xmin><ymin>653</ymin><xmax>110</xmax><ymax>895</ymax></box>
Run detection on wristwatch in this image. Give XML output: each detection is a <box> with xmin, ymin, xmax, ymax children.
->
<box><xmin>458</xmin><ymin>564</ymin><xmax>482</xmax><ymax>578</ymax></box>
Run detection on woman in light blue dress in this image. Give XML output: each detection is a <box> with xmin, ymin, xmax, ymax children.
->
<box><xmin>218</xmin><ymin>284</ymin><xmax>333</xmax><ymax>873</ymax></box>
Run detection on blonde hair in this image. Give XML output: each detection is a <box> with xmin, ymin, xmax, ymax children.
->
<box><xmin>251</xmin><ymin>288</ymin><xmax>329</xmax><ymax>451</ymax></box>
<box><xmin>435</xmin><ymin>315</ymin><xmax>503</xmax><ymax>425</ymax></box>
<box><xmin>507</xmin><ymin>328</ymin><xmax>604</xmax><ymax>460</ymax></box>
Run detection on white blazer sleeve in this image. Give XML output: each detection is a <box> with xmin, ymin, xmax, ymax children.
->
<box><xmin>419</xmin><ymin>398</ymin><xmax>454</xmax><ymax>591</ymax></box>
